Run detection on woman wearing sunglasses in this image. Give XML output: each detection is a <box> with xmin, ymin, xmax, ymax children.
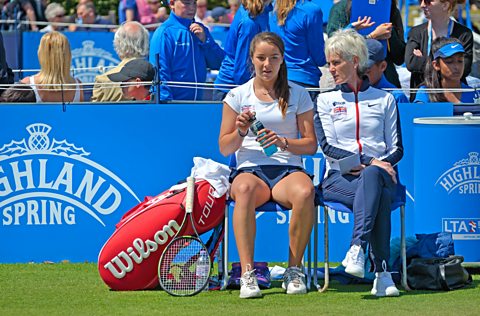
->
<box><xmin>414</xmin><ymin>37</ymin><xmax>480</xmax><ymax>103</ymax></box>
<box><xmin>405</xmin><ymin>0</ymin><xmax>473</xmax><ymax>101</ymax></box>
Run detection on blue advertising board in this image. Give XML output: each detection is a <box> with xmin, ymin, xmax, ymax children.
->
<box><xmin>0</xmin><ymin>103</ymin><xmax>226</xmax><ymax>263</ymax></box>
<box><xmin>1</xmin><ymin>101</ymin><xmax>463</xmax><ymax>264</ymax></box>
<box><xmin>414</xmin><ymin>117</ymin><xmax>480</xmax><ymax>263</ymax></box>
<box><xmin>396</xmin><ymin>102</ymin><xmax>453</xmax><ymax>236</ymax></box>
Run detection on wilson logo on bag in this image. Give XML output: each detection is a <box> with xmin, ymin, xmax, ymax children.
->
<box><xmin>98</xmin><ymin>180</ymin><xmax>225</xmax><ymax>290</ymax></box>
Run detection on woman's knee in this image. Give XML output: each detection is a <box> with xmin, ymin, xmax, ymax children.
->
<box><xmin>362</xmin><ymin>165</ymin><xmax>383</xmax><ymax>178</ymax></box>
<box><xmin>231</xmin><ymin>177</ymin><xmax>269</xmax><ymax>204</ymax></box>
<box><xmin>233</xmin><ymin>182</ymin><xmax>257</xmax><ymax>195</ymax></box>
<box><xmin>290</xmin><ymin>183</ymin><xmax>315</xmax><ymax>206</ymax></box>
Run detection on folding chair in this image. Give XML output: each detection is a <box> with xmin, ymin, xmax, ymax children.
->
<box><xmin>314</xmin><ymin>159</ymin><xmax>411</xmax><ymax>292</ymax></box>
<box><xmin>220</xmin><ymin>155</ymin><xmax>319</xmax><ymax>290</ymax></box>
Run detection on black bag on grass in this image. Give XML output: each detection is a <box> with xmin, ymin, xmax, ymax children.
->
<box><xmin>407</xmin><ymin>255</ymin><xmax>472</xmax><ymax>291</ymax></box>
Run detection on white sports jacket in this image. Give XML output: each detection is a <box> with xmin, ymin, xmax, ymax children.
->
<box><xmin>314</xmin><ymin>79</ymin><xmax>403</xmax><ymax>172</ymax></box>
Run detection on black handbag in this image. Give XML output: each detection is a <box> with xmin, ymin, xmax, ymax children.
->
<box><xmin>407</xmin><ymin>255</ymin><xmax>472</xmax><ymax>291</ymax></box>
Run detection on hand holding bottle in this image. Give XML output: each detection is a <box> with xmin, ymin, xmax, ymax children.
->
<box><xmin>249</xmin><ymin>116</ymin><xmax>278</xmax><ymax>157</ymax></box>
<box><xmin>236</xmin><ymin>110</ymin><xmax>256</xmax><ymax>136</ymax></box>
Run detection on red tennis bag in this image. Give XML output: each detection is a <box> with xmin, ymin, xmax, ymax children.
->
<box><xmin>98</xmin><ymin>180</ymin><xmax>226</xmax><ymax>290</ymax></box>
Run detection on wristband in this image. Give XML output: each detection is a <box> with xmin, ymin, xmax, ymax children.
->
<box><xmin>237</xmin><ymin>128</ymin><xmax>248</xmax><ymax>137</ymax></box>
<box><xmin>280</xmin><ymin>137</ymin><xmax>289</xmax><ymax>151</ymax></box>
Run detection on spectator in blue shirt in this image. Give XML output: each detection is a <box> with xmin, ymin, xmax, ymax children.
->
<box><xmin>269</xmin><ymin>0</ymin><xmax>326</xmax><ymax>101</ymax></box>
<box><xmin>414</xmin><ymin>37</ymin><xmax>479</xmax><ymax>104</ymax></box>
<box><xmin>119</xmin><ymin>0</ymin><xmax>138</xmax><ymax>24</ymax></box>
<box><xmin>213</xmin><ymin>0</ymin><xmax>273</xmax><ymax>101</ymax></box>
<box><xmin>150</xmin><ymin>0</ymin><xmax>225</xmax><ymax>101</ymax></box>
<box><xmin>365</xmin><ymin>39</ymin><xmax>409</xmax><ymax>104</ymax></box>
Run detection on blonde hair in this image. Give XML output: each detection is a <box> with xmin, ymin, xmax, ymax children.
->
<box><xmin>36</xmin><ymin>32</ymin><xmax>75</xmax><ymax>91</ymax></box>
<box><xmin>325</xmin><ymin>29</ymin><xmax>368</xmax><ymax>77</ymax></box>
<box><xmin>242</xmin><ymin>0</ymin><xmax>265</xmax><ymax>17</ymax></box>
<box><xmin>273</xmin><ymin>0</ymin><xmax>295</xmax><ymax>26</ymax></box>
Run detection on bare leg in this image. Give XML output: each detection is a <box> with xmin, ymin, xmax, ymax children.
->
<box><xmin>272</xmin><ymin>172</ymin><xmax>315</xmax><ymax>267</ymax></box>
<box><xmin>230</xmin><ymin>173</ymin><xmax>270</xmax><ymax>274</ymax></box>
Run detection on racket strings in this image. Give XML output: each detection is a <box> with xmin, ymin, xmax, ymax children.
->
<box><xmin>159</xmin><ymin>237</ymin><xmax>208</xmax><ymax>295</ymax></box>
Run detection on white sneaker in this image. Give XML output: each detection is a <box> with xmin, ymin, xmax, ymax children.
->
<box><xmin>239</xmin><ymin>269</ymin><xmax>262</xmax><ymax>299</ymax></box>
<box><xmin>281</xmin><ymin>266</ymin><xmax>307</xmax><ymax>294</ymax></box>
<box><xmin>342</xmin><ymin>244</ymin><xmax>365</xmax><ymax>278</ymax></box>
<box><xmin>371</xmin><ymin>261</ymin><xmax>400</xmax><ymax>297</ymax></box>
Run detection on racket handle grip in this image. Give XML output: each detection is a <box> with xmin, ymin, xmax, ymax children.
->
<box><xmin>186</xmin><ymin>176</ymin><xmax>195</xmax><ymax>213</ymax></box>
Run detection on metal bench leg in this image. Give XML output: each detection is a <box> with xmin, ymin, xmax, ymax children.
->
<box><xmin>221</xmin><ymin>205</ymin><xmax>229</xmax><ymax>290</ymax></box>
<box><xmin>318</xmin><ymin>206</ymin><xmax>329</xmax><ymax>292</ymax></box>
<box><xmin>400</xmin><ymin>205</ymin><xmax>411</xmax><ymax>291</ymax></box>
<box><xmin>306</xmin><ymin>228</ymin><xmax>312</xmax><ymax>290</ymax></box>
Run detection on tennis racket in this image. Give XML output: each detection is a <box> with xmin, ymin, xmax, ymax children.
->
<box><xmin>158</xmin><ymin>176</ymin><xmax>211</xmax><ymax>296</ymax></box>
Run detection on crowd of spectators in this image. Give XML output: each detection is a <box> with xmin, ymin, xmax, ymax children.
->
<box><xmin>1</xmin><ymin>0</ymin><xmax>243</xmax><ymax>31</ymax></box>
<box><xmin>0</xmin><ymin>0</ymin><xmax>478</xmax><ymax>104</ymax></box>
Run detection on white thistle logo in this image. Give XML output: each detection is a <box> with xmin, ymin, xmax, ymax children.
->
<box><xmin>0</xmin><ymin>123</ymin><xmax>139</xmax><ymax>226</ymax></box>
<box><xmin>0</xmin><ymin>123</ymin><xmax>88</xmax><ymax>157</ymax></box>
<box><xmin>435</xmin><ymin>152</ymin><xmax>480</xmax><ymax>194</ymax></box>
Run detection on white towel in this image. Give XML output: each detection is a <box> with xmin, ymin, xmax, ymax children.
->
<box><xmin>190</xmin><ymin>157</ymin><xmax>231</xmax><ymax>198</ymax></box>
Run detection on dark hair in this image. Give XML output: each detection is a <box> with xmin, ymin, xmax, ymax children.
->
<box><xmin>424</xmin><ymin>37</ymin><xmax>464</xmax><ymax>102</ymax></box>
<box><xmin>77</xmin><ymin>2</ymin><xmax>96</xmax><ymax>14</ymax></box>
<box><xmin>0</xmin><ymin>84</ymin><xmax>36</xmax><ymax>102</ymax></box>
<box><xmin>249</xmin><ymin>32</ymin><xmax>289</xmax><ymax>118</ymax></box>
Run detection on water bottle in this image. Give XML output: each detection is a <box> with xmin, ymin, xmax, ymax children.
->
<box><xmin>196</xmin><ymin>250</ymin><xmax>210</xmax><ymax>291</ymax></box>
<box><xmin>249</xmin><ymin>117</ymin><xmax>278</xmax><ymax>156</ymax></box>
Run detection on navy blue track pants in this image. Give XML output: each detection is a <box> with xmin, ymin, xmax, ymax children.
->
<box><xmin>322</xmin><ymin>165</ymin><xmax>395</xmax><ymax>272</ymax></box>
